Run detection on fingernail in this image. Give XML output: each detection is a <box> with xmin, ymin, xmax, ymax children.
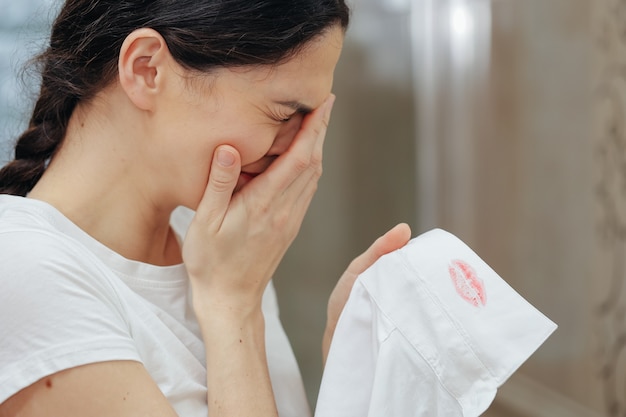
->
<box><xmin>217</xmin><ymin>148</ymin><xmax>235</xmax><ymax>167</ymax></box>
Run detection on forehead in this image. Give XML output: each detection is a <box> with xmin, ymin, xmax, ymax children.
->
<box><xmin>221</xmin><ymin>26</ymin><xmax>344</xmax><ymax>109</ymax></box>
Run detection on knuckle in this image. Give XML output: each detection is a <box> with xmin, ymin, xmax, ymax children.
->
<box><xmin>312</xmin><ymin>118</ymin><xmax>329</xmax><ymax>138</ymax></box>
<box><xmin>210</xmin><ymin>172</ymin><xmax>235</xmax><ymax>193</ymax></box>
<box><xmin>310</xmin><ymin>151</ymin><xmax>323</xmax><ymax>169</ymax></box>
<box><xmin>273</xmin><ymin>209</ymin><xmax>291</xmax><ymax>230</ymax></box>
<box><xmin>292</xmin><ymin>154</ymin><xmax>311</xmax><ymax>173</ymax></box>
<box><xmin>312</xmin><ymin>124</ymin><xmax>323</xmax><ymax>138</ymax></box>
<box><xmin>313</xmin><ymin>164</ymin><xmax>323</xmax><ymax>179</ymax></box>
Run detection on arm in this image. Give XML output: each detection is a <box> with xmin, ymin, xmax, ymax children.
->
<box><xmin>0</xmin><ymin>361</ymin><xmax>179</xmax><ymax>417</ymax></box>
<box><xmin>183</xmin><ymin>95</ymin><xmax>336</xmax><ymax>416</ymax></box>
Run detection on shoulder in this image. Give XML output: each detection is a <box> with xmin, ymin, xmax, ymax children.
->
<box><xmin>0</xmin><ymin>197</ymin><xmax>126</xmax><ymax>316</ymax></box>
<box><xmin>0</xmin><ymin>214</ymin><xmax>104</xmax><ymax>287</ymax></box>
<box><xmin>0</xmin><ymin>200</ymin><xmax>142</xmax><ymax>405</ymax></box>
<box><xmin>0</xmin><ymin>195</ymin><xmax>104</xmax><ymax>275</ymax></box>
<box><xmin>0</xmin><ymin>224</ymin><xmax>127</xmax><ymax>327</ymax></box>
<box><xmin>0</xmin><ymin>222</ymin><xmax>82</xmax><ymax>260</ymax></box>
<box><xmin>0</xmin><ymin>196</ymin><xmax>75</xmax><ymax>254</ymax></box>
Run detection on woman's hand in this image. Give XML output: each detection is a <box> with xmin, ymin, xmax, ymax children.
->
<box><xmin>183</xmin><ymin>94</ymin><xmax>335</xmax><ymax>315</ymax></box>
<box><xmin>323</xmin><ymin>223</ymin><xmax>411</xmax><ymax>363</ymax></box>
<box><xmin>182</xmin><ymin>95</ymin><xmax>335</xmax><ymax>417</ymax></box>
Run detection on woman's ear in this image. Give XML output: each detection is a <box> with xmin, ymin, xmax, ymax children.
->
<box><xmin>118</xmin><ymin>28</ymin><xmax>171</xmax><ymax>111</ymax></box>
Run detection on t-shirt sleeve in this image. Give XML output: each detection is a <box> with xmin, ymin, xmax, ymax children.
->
<box><xmin>0</xmin><ymin>230</ymin><xmax>141</xmax><ymax>404</ymax></box>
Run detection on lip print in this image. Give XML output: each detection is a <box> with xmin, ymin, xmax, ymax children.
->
<box><xmin>448</xmin><ymin>259</ymin><xmax>487</xmax><ymax>307</ymax></box>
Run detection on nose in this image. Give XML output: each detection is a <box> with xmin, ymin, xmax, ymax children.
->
<box><xmin>267</xmin><ymin>113</ymin><xmax>304</xmax><ymax>156</ymax></box>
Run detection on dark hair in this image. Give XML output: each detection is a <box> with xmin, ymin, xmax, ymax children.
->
<box><xmin>0</xmin><ymin>0</ymin><xmax>350</xmax><ymax>196</ymax></box>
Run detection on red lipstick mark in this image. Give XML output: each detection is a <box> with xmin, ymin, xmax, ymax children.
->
<box><xmin>448</xmin><ymin>259</ymin><xmax>486</xmax><ymax>307</ymax></box>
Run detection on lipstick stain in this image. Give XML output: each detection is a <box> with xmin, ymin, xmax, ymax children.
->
<box><xmin>448</xmin><ymin>259</ymin><xmax>487</xmax><ymax>307</ymax></box>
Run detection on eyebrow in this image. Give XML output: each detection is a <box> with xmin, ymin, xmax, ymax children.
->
<box><xmin>275</xmin><ymin>100</ymin><xmax>314</xmax><ymax>114</ymax></box>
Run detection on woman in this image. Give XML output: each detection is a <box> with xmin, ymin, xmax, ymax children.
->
<box><xmin>0</xmin><ymin>1</ymin><xmax>410</xmax><ymax>416</ymax></box>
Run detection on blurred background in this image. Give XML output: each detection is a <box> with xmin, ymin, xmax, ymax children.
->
<box><xmin>0</xmin><ymin>0</ymin><xmax>623</xmax><ymax>416</ymax></box>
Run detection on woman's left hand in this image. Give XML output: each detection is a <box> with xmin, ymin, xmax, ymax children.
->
<box><xmin>323</xmin><ymin>223</ymin><xmax>411</xmax><ymax>363</ymax></box>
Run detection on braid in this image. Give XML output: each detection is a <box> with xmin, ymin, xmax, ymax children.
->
<box><xmin>0</xmin><ymin>125</ymin><xmax>56</xmax><ymax>197</ymax></box>
<box><xmin>0</xmin><ymin>38</ymin><xmax>83</xmax><ymax>196</ymax></box>
<box><xmin>0</xmin><ymin>67</ymin><xmax>77</xmax><ymax>196</ymax></box>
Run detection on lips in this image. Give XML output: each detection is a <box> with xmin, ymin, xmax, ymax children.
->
<box><xmin>234</xmin><ymin>171</ymin><xmax>263</xmax><ymax>193</ymax></box>
<box><xmin>240</xmin><ymin>171</ymin><xmax>259</xmax><ymax>181</ymax></box>
<box><xmin>236</xmin><ymin>157</ymin><xmax>275</xmax><ymax>191</ymax></box>
<box><xmin>448</xmin><ymin>259</ymin><xmax>487</xmax><ymax>307</ymax></box>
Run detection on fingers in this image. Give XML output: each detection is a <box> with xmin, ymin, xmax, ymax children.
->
<box><xmin>238</xmin><ymin>94</ymin><xmax>335</xmax><ymax>232</ymax></box>
<box><xmin>195</xmin><ymin>145</ymin><xmax>241</xmax><ymax>230</ymax></box>
<box><xmin>293</xmin><ymin>94</ymin><xmax>335</xmax><ymax>158</ymax></box>
<box><xmin>311</xmin><ymin>94</ymin><xmax>335</xmax><ymax>155</ymax></box>
<box><xmin>264</xmin><ymin>94</ymin><xmax>335</xmax><ymax>190</ymax></box>
<box><xmin>271</xmin><ymin>94</ymin><xmax>336</xmax><ymax>214</ymax></box>
<box><xmin>347</xmin><ymin>223</ymin><xmax>412</xmax><ymax>276</ymax></box>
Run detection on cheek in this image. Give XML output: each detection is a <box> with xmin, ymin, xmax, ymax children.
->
<box><xmin>175</xmin><ymin>127</ymin><xmax>278</xmax><ymax>208</ymax></box>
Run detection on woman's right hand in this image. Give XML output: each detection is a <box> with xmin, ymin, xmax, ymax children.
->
<box><xmin>182</xmin><ymin>94</ymin><xmax>334</xmax><ymax>316</ymax></box>
<box><xmin>182</xmin><ymin>94</ymin><xmax>334</xmax><ymax>417</ymax></box>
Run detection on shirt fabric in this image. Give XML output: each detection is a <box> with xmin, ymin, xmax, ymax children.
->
<box><xmin>315</xmin><ymin>228</ymin><xmax>557</xmax><ymax>417</ymax></box>
<box><xmin>0</xmin><ymin>195</ymin><xmax>311</xmax><ymax>417</ymax></box>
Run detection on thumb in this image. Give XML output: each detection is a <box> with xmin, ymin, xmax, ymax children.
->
<box><xmin>347</xmin><ymin>223</ymin><xmax>412</xmax><ymax>276</ymax></box>
<box><xmin>195</xmin><ymin>145</ymin><xmax>241</xmax><ymax>230</ymax></box>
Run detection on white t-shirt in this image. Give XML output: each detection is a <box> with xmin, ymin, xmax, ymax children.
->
<box><xmin>0</xmin><ymin>195</ymin><xmax>311</xmax><ymax>417</ymax></box>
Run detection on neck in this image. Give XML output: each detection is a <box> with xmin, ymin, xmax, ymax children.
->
<box><xmin>28</xmin><ymin>92</ymin><xmax>183</xmax><ymax>266</ymax></box>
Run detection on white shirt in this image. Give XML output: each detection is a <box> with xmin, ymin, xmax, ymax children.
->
<box><xmin>0</xmin><ymin>195</ymin><xmax>311</xmax><ymax>417</ymax></box>
<box><xmin>315</xmin><ymin>228</ymin><xmax>557</xmax><ymax>417</ymax></box>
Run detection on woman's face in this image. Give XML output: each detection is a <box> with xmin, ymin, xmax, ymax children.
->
<box><xmin>154</xmin><ymin>26</ymin><xmax>344</xmax><ymax>209</ymax></box>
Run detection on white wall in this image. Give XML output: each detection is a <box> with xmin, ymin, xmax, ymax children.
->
<box><xmin>0</xmin><ymin>0</ymin><xmax>56</xmax><ymax>164</ymax></box>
